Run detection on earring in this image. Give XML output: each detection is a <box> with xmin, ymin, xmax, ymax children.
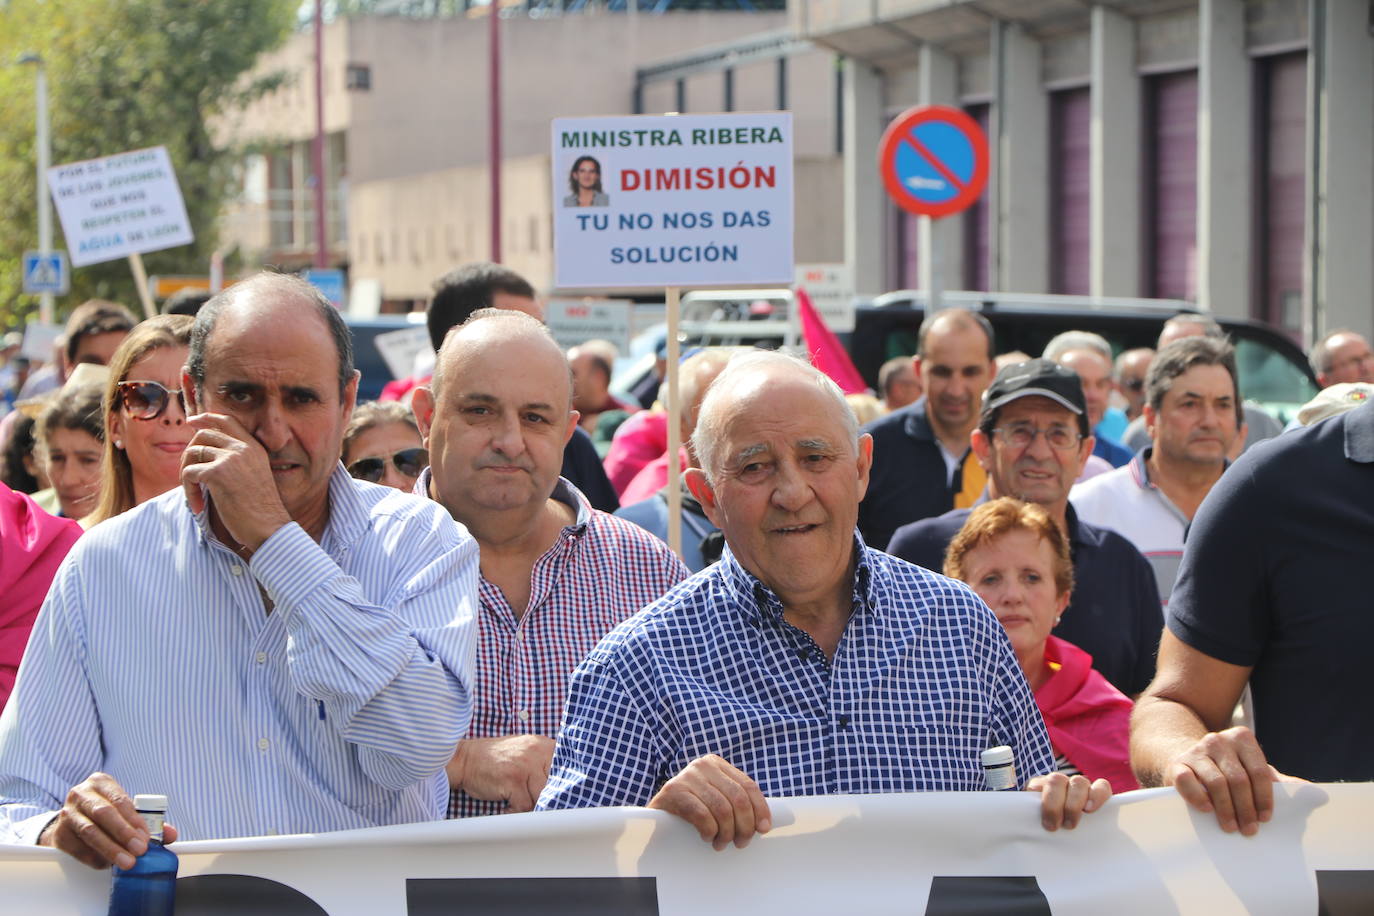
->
<box><xmin>1054</xmin><ymin>616</ymin><xmax>1062</xmax><ymax>625</ymax></box>
<box><xmin>114</xmin><ymin>439</ymin><xmax>123</xmax><ymax>449</ymax></box>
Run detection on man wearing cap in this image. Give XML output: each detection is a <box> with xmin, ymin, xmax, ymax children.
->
<box><xmin>1071</xmin><ymin>337</ymin><xmax>1241</xmax><ymax>605</ymax></box>
<box><xmin>887</xmin><ymin>359</ymin><xmax>1162</xmax><ymax>697</ymax></box>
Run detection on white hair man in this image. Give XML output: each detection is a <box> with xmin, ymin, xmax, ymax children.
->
<box><xmin>1043</xmin><ymin>331</ymin><xmax>1132</xmax><ymax>467</ymax></box>
<box><xmin>537</xmin><ymin>351</ymin><xmax>1109</xmax><ymax>847</ymax></box>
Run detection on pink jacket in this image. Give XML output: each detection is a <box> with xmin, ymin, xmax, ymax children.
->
<box><xmin>1035</xmin><ymin>636</ymin><xmax>1140</xmax><ymax>793</ymax></box>
<box><xmin>603</xmin><ymin>410</ymin><xmax>668</xmax><ymax>497</ymax></box>
<box><xmin>0</xmin><ymin>485</ymin><xmax>82</xmax><ymax>712</ymax></box>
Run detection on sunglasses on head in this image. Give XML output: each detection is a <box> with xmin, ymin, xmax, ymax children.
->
<box><xmin>117</xmin><ymin>380</ymin><xmax>186</xmax><ymax>421</ymax></box>
<box><xmin>347</xmin><ymin>447</ymin><xmax>428</xmax><ymax>483</ymax></box>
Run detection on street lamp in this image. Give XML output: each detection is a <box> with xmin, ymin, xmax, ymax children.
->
<box><xmin>18</xmin><ymin>52</ymin><xmax>54</xmax><ymax>325</ymax></box>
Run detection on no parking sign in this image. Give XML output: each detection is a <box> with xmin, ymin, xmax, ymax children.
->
<box><xmin>878</xmin><ymin>106</ymin><xmax>989</xmax><ymax>219</ymax></box>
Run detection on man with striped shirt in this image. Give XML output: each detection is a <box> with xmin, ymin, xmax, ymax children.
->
<box><xmin>0</xmin><ymin>274</ymin><xmax>479</xmax><ymax>868</ymax></box>
<box><xmin>412</xmin><ymin>310</ymin><xmax>687</xmax><ymax>817</ymax></box>
<box><xmin>538</xmin><ymin>352</ymin><xmax>1110</xmax><ymax>849</ymax></box>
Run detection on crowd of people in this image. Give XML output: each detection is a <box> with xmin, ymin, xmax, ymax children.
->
<box><xmin>0</xmin><ymin>262</ymin><xmax>1369</xmax><ymax>872</ymax></box>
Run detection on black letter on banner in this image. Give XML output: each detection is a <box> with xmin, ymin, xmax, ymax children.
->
<box><xmin>175</xmin><ymin>874</ymin><xmax>329</xmax><ymax>914</ymax></box>
<box><xmin>1316</xmin><ymin>870</ymin><xmax>1374</xmax><ymax>915</ymax></box>
<box><xmin>924</xmin><ymin>876</ymin><xmax>1051</xmax><ymax>915</ymax></box>
<box><xmin>407</xmin><ymin>877</ymin><xmax>659</xmax><ymax>914</ymax></box>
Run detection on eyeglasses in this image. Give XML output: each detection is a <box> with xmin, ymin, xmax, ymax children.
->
<box><xmin>347</xmin><ymin>447</ymin><xmax>428</xmax><ymax>483</ymax></box>
<box><xmin>992</xmin><ymin>424</ymin><xmax>1082</xmax><ymax>451</ymax></box>
<box><xmin>1122</xmin><ymin>378</ymin><xmax>1145</xmax><ymax>393</ymax></box>
<box><xmin>117</xmin><ymin>380</ymin><xmax>186</xmax><ymax>421</ymax></box>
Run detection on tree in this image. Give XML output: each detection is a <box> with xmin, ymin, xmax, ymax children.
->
<box><xmin>0</xmin><ymin>0</ymin><xmax>296</xmax><ymax>330</ymax></box>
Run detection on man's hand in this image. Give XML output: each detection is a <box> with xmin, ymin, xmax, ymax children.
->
<box><xmin>1025</xmin><ymin>772</ymin><xmax>1111</xmax><ymax>832</ymax></box>
<box><xmin>181</xmin><ymin>413</ymin><xmax>291</xmax><ymax>552</ymax></box>
<box><xmin>38</xmin><ymin>773</ymin><xmax>179</xmax><ymax>870</ymax></box>
<box><xmin>647</xmin><ymin>754</ymin><xmax>771</xmax><ymax>851</ymax></box>
<box><xmin>1165</xmin><ymin>725</ymin><xmax>1303</xmax><ymax>836</ymax></box>
<box><xmin>446</xmin><ymin>736</ymin><xmax>556</xmax><ymax>813</ymax></box>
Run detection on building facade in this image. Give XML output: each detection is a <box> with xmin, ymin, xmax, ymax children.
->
<box><xmin>794</xmin><ymin>0</ymin><xmax>1373</xmax><ymax>344</ymax></box>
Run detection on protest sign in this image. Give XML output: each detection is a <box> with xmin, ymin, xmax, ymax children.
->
<box><xmin>552</xmin><ymin>113</ymin><xmax>793</xmax><ymax>289</ymax></box>
<box><xmin>3</xmin><ymin>786</ymin><xmax>1371</xmax><ymax>915</ymax></box>
<box><xmin>47</xmin><ymin>146</ymin><xmax>194</xmax><ymax>268</ymax></box>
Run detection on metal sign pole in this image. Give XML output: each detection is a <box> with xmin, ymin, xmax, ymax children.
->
<box><xmin>665</xmin><ymin>285</ymin><xmax>682</xmax><ymax>560</ymax></box>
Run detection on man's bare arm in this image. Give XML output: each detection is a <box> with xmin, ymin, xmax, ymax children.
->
<box><xmin>1131</xmin><ymin>630</ymin><xmax>1279</xmax><ymax>835</ymax></box>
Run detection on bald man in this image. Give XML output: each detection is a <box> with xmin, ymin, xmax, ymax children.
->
<box><xmin>412</xmin><ymin>310</ymin><xmax>687</xmax><ymax>817</ymax></box>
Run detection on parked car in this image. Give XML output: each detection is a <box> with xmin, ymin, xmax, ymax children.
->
<box><xmin>847</xmin><ymin>290</ymin><xmax>1318</xmax><ymax>424</ymax></box>
<box><xmin>345</xmin><ymin>314</ymin><xmax>429</xmax><ymax>403</ymax></box>
<box><xmin>661</xmin><ymin>288</ymin><xmax>1318</xmax><ymax>425</ymax></box>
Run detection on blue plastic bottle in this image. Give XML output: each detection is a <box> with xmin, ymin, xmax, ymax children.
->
<box><xmin>107</xmin><ymin>794</ymin><xmax>177</xmax><ymax>916</ymax></box>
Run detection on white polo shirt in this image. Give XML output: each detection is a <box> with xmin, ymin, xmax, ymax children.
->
<box><xmin>1069</xmin><ymin>449</ymin><xmax>1188</xmax><ymax>609</ymax></box>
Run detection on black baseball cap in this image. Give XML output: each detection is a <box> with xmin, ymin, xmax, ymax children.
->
<box><xmin>981</xmin><ymin>358</ymin><xmax>1086</xmax><ymax>419</ymax></box>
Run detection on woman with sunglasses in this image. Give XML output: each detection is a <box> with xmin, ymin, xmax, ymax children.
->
<box><xmin>341</xmin><ymin>401</ymin><xmax>428</xmax><ymax>491</ymax></box>
<box><xmin>86</xmin><ymin>315</ymin><xmax>195</xmax><ymax>527</ymax></box>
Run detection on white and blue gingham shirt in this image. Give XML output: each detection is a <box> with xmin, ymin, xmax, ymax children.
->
<box><xmin>538</xmin><ymin>536</ymin><xmax>1053</xmax><ymax>809</ymax></box>
<box><xmin>0</xmin><ymin>466</ymin><xmax>479</xmax><ymax>843</ymax></box>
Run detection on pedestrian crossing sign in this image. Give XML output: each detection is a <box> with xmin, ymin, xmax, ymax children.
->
<box><xmin>22</xmin><ymin>250</ymin><xmax>69</xmax><ymax>295</ymax></box>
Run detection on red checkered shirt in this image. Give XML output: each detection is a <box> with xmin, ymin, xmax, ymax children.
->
<box><xmin>445</xmin><ymin>476</ymin><xmax>690</xmax><ymax>817</ymax></box>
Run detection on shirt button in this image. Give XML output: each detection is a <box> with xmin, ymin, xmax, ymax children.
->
<box><xmin>517</xmin><ymin>709</ymin><xmax>530</xmax><ymax>723</ymax></box>
<box><xmin>515</xmin><ymin>631</ymin><xmax>524</xmax><ymax>643</ymax></box>
<box><xmin>255</xmin><ymin>652</ymin><xmax>267</xmax><ymax>664</ymax></box>
<box><xmin>231</xmin><ymin>565</ymin><xmax>244</xmax><ymax>576</ymax></box>
<box><xmin>258</xmin><ymin>737</ymin><xmax>270</xmax><ymax>751</ymax></box>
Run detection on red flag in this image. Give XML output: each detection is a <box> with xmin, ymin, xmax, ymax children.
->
<box><xmin>795</xmin><ymin>286</ymin><xmax>867</xmax><ymax>394</ymax></box>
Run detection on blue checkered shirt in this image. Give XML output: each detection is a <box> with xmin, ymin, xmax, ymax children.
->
<box><xmin>537</xmin><ymin>535</ymin><xmax>1054</xmax><ymax>809</ymax></box>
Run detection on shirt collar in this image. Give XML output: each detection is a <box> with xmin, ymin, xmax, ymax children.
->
<box><xmin>1345</xmin><ymin>400</ymin><xmax>1374</xmax><ymax>463</ymax></box>
<box><xmin>901</xmin><ymin>397</ymin><xmax>937</xmax><ymax>443</ymax></box>
<box><xmin>719</xmin><ymin>530</ymin><xmax>876</xmax><ymax>627</ymax></box>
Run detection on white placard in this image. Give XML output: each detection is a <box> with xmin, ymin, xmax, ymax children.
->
<box><xmin>3</xmin><ymin>786</ymin><xmax>1371</xmax><ymax>914</ymax></box>
<box><xmin>372</xmin><ymin>326</ymin><xmax>434</xmax><ymax>382</ymax></box>
<box><xmin>19</xmin><ymin>323</ymin><xmax>62</xmax><ymax>362</ymax></box>
<box><xmin>553</xmin><ymin>113</ymin><xmax>794</xmax><ymax>289</ymax></box>
<box><xmin>794</xmin><ymin>263</ymin><xmax>856</xmax><ymax>332</ymax></box>
<box><xmin>544</xmin><ymin>299</ymin><xmax>633</xmax><ymax>353</ymax></box>
<box><xmin>47</xmin><ymin>146</ymin><xmax>194</xmax><ymax>267</ymax></box>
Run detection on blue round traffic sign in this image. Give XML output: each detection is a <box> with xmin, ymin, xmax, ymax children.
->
<box><xmin>878</xmin><ymin>106</ymin><xmax>989</xmax><ymax>219</ymax></box>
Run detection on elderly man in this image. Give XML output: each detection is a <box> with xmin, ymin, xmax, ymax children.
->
<box><xmin>1072</xmin><ymin>337</ymin><xmax>1240</xmax><ymax>604</ymax></box>
<box><xmin>887</xmin><ymin>359</ymin><xmax>1162</xmax><ymax>697</ymax></box>
<box><xmin>1044</xmin><ymin>331</ymin><xmax>1132</xmax><ymax>467</ymax></box>
<box><xmin>859</xmin><ymin>308</ymin><xmax>996</xmax><ymax>549</ymax></box>
<box><xmin>1132</xmin><ymin>397</ymin><xmax>1374</xmax><ymax>836</ymax></box>
<box><xmin>412</xmin><ymin>310</ymin><xmax>687</xmax><ymax>817</ymax></box>
<box><xmin>1309</xmin><ymin>328</ymin><xmax>1374</xmax><ymax>388</ymax></box>
<box><xmin>0</xmin><ymin>273</ymin><xmax>479</xmax><ymax>868</ymax></box>
<box><xmin>568</xmin><ymin>342</ymin><xmax>637</xmax><ymax>434</ymax></box>
<box><xmin>615</xmin><ymin>348</ymin><xmax>734</xmax><ymax>571</ymax></box>
<box><xmin>537</xmin><ymin>351</ymin><xmax>1108</xmax><ymax>848</ymax></box>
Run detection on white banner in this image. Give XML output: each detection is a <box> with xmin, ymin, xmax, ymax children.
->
<box><xmin>2</xmin><ymin>786</ymin><xmax>1371</xmax><ymax>915</ymax></box>
<box><xmin>47</xmin><ymin>146</ymin><xmax>194</xmax><ymax>267</ymax></box>
<box><xmin>552</xmin><ymin>113</ymin><xmax>794</xmax><ymax>289</ymax></box>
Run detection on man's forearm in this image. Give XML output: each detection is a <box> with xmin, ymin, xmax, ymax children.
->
<box><xmin>1129</xmin><ymin>694</ymin><xmax>1211</xmax><ymax>787</ymax></box>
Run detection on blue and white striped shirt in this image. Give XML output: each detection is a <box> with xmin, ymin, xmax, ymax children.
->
<box><xmin>0</xmin><ymin>466</ymin><xmax>479</xmax><ymax>843</ymax></box>
<box><xmin>538</xmin><ymin>536</ymin><xmax>1053</xmax><ymax>809</ymax></box>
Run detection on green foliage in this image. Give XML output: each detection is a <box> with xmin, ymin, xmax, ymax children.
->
<box><xmin>0</xmin><ymin>0</ymin><xmax>296</xmax><ymax>330</ymax></box>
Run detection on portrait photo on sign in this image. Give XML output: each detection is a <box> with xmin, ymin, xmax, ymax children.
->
<box><xmin>564</xmin><ymin>155</ymin><xmax>610</xmax><ymax>208</ymax></box>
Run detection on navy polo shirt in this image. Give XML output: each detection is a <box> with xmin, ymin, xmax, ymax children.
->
<box><xmin>1168</xmin><ymin>400</ymin><xmax>1374</xmax><ymax>782</ymax></box>
<box><xmin>887</xmin><ymin>503</ymin><xmax>1162</xmax><ymax>697</ymax></box>
<box><xmin>858</xmin><ymin>398</ymin><xmax>962</xmax><ymax>550</ymax></box>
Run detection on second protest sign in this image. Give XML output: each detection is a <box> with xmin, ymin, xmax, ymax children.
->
<box><xmin>552</xmin><ymin>113</ymin><xmax>794</xmax><ymax>288</ymax></box>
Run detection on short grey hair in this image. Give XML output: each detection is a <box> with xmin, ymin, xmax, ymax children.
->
<box><xmin>430</xmin><ymin>307</ymin><xmax>568</xmax><ymax>403</ymax></box>
<box><xmin>690</xmin><ymin>349</ymin><xmax>858</xmax><ymax>483</ymax></box>
<box><xmin>1159</xmin><ymin>313</ymin><xmax>1224</xmax><ymax>347</ymax></box>
<box><xmin>188</xmin><ymin>272</ymin><xmax>353</xmax><ymax>397</ymax></box>
<box><xmin>1043</xmin><ymin>330</ymin><xmax>1112</xmax><ymax>366</ymax></box>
